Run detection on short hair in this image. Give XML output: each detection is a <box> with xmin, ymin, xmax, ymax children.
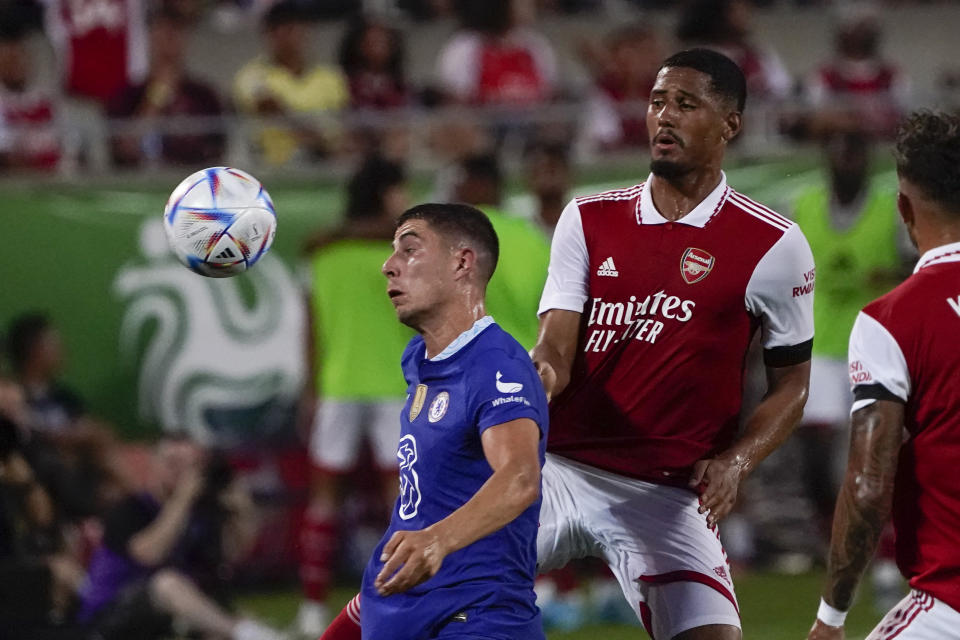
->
<box><xmin>396</xmin><ymin>203</ymin><xmax>499</xmax><ymax>284</ymax></box>
<box><xmin>459</xmin><ymin>153</ymin><xmax>502</xmax><ymax>187</ymax></box>
<box><xmin>263</xmin><ymin>1</ymin><xmax>306</xmax><ymax>29</ymax></box>
<box><xmin>346</xmin><ymin>155</ymin><xmax>406</xmax><ymax>220</ymax></box>
<box><xmin>5</xmin><ymin>312</ymin><xmax>51</xmax><ymax>373</ymax></box>
<box><xmin>660</xmin><ymin>48</ymin><xmax>747</xmax><ymax>113</ymax></box>
<box><xmin>894</xmin><ymin>110</ymin><xmax>960</xmax><ymax>216</ymax></box>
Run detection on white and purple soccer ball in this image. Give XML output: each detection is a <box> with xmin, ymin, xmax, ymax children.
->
<box><xmin>163</xmin><ymin>167</ymin><xmax>277</xmax><ymax>278</ymax></box>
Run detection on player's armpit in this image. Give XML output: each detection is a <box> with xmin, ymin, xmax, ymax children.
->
<box><xmin>530</xmin><ymin>310</ymin><xmax>581</xmax><ymax>400</ymax></box>
<box><xmin>822</xmin><ymin>399</ymin><xmax>904</xmax><ymax>612</ymax></box>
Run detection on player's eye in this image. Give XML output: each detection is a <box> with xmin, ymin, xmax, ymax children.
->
<box><xmin>650</xmin><ymin>99</ymin><xmax>664</xmax><ymax>108</ymax></box>
<box><xmin>679</xmin><ymin>102</ymin><xmax>695</xmax><ymax>111</ymax></box>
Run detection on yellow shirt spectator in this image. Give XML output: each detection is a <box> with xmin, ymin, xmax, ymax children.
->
<box><xmin>233</xmin><ymin>2</ymin><xmax>348</xmax><ymax>165</ymax></box>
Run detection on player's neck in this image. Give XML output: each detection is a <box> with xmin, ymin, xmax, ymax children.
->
<box><xmin>649</xmin><ymin>168</ymin><xmax>723</xmax><ymax>222</ymax></box>
<box><xmin>916</xmin><ymin>222</ymin><xmax>960</xmax><ymax>256</ymax></box>
<box><xmin>419</xmin><ymin>299</ymin><xmax>487</xmax><ymax>359</ymax></box>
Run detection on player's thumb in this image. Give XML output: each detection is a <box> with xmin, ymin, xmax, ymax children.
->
<box><xmin>689</xmin><ymin>460</ymin><xmax>710</xmax><ymax>488</ymax></box>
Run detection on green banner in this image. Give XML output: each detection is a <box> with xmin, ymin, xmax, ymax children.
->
<box><xmin>1</xmin><ymin>158</ymin><xmax>837</xmax><ymax>443</ymax></box>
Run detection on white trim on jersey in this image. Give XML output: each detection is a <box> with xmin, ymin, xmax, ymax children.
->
<box><xmin>744</xmin><ymin>224</ymin><xmax>816</xmax><ymax>350</ymax></box>
<box><xmin>848</xmin><ymin>311</ymin><xmax>911</xmax><ymax>411</ymax></box>
<box><xmin>913</xmin><ymin>240</ymin><xmax>960</xmax><ymax>273</ymax></box>
<box><xmin>728</xmin><ymin>192</ymin><xmax>793</xmax><ymax>232</ymax></box>
<box><xmin>538</xmin><ymin>198</ymin><xmax>589</xmax><ymax>315</ymax></box>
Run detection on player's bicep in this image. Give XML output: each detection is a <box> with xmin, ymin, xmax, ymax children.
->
<box><xmin>846</xmin><ymin>400</ymin><xmax>904</xmax><ymax>494</ymax></box>
<box><xmin>745</xmin><ymin>224</ymin><xmax>815</xmax><ymax>366</ymax></box>
<box><xmin>539</xmin><ymin>199</ymin><xmax>589</xmax><ymax>315</ymax></box>
<box><xmin>480</xmin><ymin>418</ymin><xmax>542</xmax><ymax>474</ymax></box>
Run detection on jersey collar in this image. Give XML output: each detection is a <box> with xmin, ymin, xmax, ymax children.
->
<box><xmin>913</xmin><ymin>240</ymin><xmax>960</xmax><ymax>273</ymax></box>
<box><xmin>636</xmin><ymin>172</ymin><xmax>729</xmax><ymax>228</ymax></box>
<box><xmin>429</xmin><ymin>316</ymin><xmax>495</xmax><ymax>361</ymax></box>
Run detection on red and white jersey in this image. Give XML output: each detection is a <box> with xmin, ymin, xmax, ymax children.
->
<box><xmin>436</xmin><ymin>30</ymin><xmax>556</xmax><ymax>106</ymax></box>
<box><xmin>847</xmin><ymin>241</ymin><xmax>960</xmax><ymax>612</ymax></box>
<box><xmin>539</xmin><ymin>174</ymin><xmax>815</xmax><ymax>485</ymax></box>
<box><xmin>43</xmin><ymin>0</ymin><xmax>147</xmax><ymax>103</ymax></box>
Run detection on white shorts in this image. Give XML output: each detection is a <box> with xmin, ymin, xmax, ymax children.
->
<box><xmin>867</xmin><ymin>590</ymin><xmax>960</xmax><ymax>639</ymax></box>
<box><xmin>804</xmin><ymin>356</ymin><xmax>853</xmax><ymax>425</ymax></box>
<box><xmin>537</xmin><ymin>454</ymin><xmax>741</xmax><ymax>639</ymax></box>
<box><xmin>309</xmin><ymin>400</ymin><xmax>403</xmax><ymax>472</ymax></box>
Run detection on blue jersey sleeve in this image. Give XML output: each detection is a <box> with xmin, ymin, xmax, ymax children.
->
<box><xmin>469</xmin><ymin>349</ymin><xmax>547</xmax><ymax>437</ymax></box>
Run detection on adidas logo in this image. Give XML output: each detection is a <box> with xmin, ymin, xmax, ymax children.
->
<box><xmin>215</xmin><ymin>247</ymin><xmax>237</xmax><ymax>259</ymax></box>
<box><xmin>597</xmin><ymin>257</ymin><xmax>619</xmax><ymax>277</ymax></box>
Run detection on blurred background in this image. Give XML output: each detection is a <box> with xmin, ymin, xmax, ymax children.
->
<box><xmin>1</xmin><ymin>0</ymin><xmax>958</xmax><ymax>638</ymax></box>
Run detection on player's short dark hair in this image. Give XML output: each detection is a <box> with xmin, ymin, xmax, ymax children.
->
<box><xmin>396</xmin><ymin>203</ymin><xmax>499</xmax><ymax>284</ymax></box>
<box><xmin>660</xmin><ymin>48</ymin><xmax>747</xmax><ymax>113</ymax></box>
<box><xmin>5</xmin><ymin>312</ymin><xmax>51</xmax><ymax>373</ymax></box>
<box><xmin>894</xmin><ymin>110</ymin><xmax>960</xmax><ymax>216</ymax></box>
<box><xmin>346</xmin><ymin>155</ymin><xmax>406</xmax><ymax>220</ymax></box>
<box><xmin>459</xmin><ymin>153</ymin><xmax>502</xmax><ymax>187</ymax></box>
<box><xmin>263</xmin><ymin>1</ymin><xmax>307</xmax><ymax>28</ymax></box>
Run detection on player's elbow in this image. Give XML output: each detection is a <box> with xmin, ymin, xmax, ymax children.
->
<box><xmin>509</xmin><ymin>465</ymin><xmax>541</xmax><ymax>512</ymax></box>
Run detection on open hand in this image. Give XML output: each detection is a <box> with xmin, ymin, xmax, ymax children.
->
<box><xmin>374</xmin><ymin>528</ymin><xmax>448</xmax><ymax>596</ymax></box>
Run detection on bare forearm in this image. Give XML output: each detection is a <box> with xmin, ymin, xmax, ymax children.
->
<box><xmin>822</xmin><ymin>401</ymin><xmax>902</xmax><ymax>610</ymax></box>
<box><xmin>429</xmin><ymin>464</ymin><xmax>539</xmax><ymax>555</ymax></box>
<box><xmin>727</xmin><ymin>384</ymin><xmax>805</xmax><ymax>472</ymax></box>
<box><xmin>530</xmin><ymin>310</ymin><xmax>581</xmax><ymax>399</ymax></box>
<box><xmin>823</xmin><ymin>478</ymin><xmax>892</xmax><ymax>610</ymax></box>
<box><xmin>129</xmin><ymin>496</ymin><xmax>194</xmax><ymax>566</ymax></box>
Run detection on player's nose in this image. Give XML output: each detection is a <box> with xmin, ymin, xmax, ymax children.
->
<box><xmin>382</xmin><ymin>254</ymin><xmax>399</xmax><ymax>277</ymax></box>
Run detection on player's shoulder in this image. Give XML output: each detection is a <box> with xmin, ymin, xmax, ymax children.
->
<box><xmin>573</xmin><ymin>183</ymin><xmax>644</xmax><ymax>213</ymax></box>
<box><xmin>471</xmin><ymin>323</ymin><xmax>531</xmax><ymax>362</ymax></box>
<box><xmin>723</xmin><ymin>188</ymin><xmax>797</xmax><ymax>238</ymax></box>
<box><xmin>861</xmin><ymin>269</ymin><xmax>937</xmax><ymax>330</ymax></box>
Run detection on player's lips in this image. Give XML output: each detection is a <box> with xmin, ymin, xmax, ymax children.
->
<box><xmin>387</xmin><ymin>287</ymin><xmax>404</xmax><ymax>304</ymax></box>
<box><xmin>653</xmin><ymin>131</ymin><xmax>683</xmax><ymax>150</ymax></box>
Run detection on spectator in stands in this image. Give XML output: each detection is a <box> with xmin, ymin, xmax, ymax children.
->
<box><xmin>234</xmin><ymin>1</ymin><xmax>348</xmax><ymax>165</ymax></box>
<box><xmin>0</xmin><ymin>402</ymin><xmax>86</xmax><ymax>640</ymax></box>
<box><xmin>435</xmin><ymin>0</ymin><xmax>558</xmax><ymax>107</ymax></box>
<box><xmin>7</xmin><ymin>312</ymin><xmax>129</xmax><ymax>520</ymax></box>
<box><xmin>107</xmin><ymin>9</ymin><xmax>225</xmax><ymax>168</ymax></box>
<box><xmin>0</xmin><ymin>15</ymin><xmax>61</xmax><ymax>172</ymax></box>
<box><xmin>578</xmin><ymin>23</ymin><xmax>664</xmax><ymax>154</ymax></box>
<box><xmin>338</xmin><ymin>15</ymin><xmax>408</xmax><ymax>111</ymax></box>
<box><xmin>676</xmin><ymin>0</ymin><xmax>791</xmax><ymax>101</ymax></box>
<box><xmin>451</xmin><ymin>152</ymin><xmax>549</xmax><ymax>350</ymax></box>
<box><xmin>7</xmin><ymin>313</ymin><xmax>83</xmax><ymax>434</ymax></box>
<box><xmin>76</xmin><ymin>432</ymin><xmax>281</xmax><ymax>640</ymax></box>
<box><xmin>43</xmin><ymin>0</ymin><xmax>148</xmax><ymax>105</ymax></box>
<box><xmin>524</xmin><ymin>139</ymin><xmax>571</xmax><ymax>232</ymax></box>
<box><xmin>296</xmin><ymin>155</ymin><xmax>412</xmax><ymax>639</ymax></box>
<box><xmin>804</xmin><ymin>4</ymin><xmax>909</xmax><ymax>139</ymax></box>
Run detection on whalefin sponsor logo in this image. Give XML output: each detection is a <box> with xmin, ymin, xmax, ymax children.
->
<box><xmin>681</xmin><ymin>248</ymin><xmax>714</xmax><ymax>284</ymax></box>
<box><xmin>597</xmin><ymin>257</ymin><xmax>619</xmax><ymax>277</ymax></box>
<box><xmin>495</xmin><ymin>371</ymin><xmax>523</xmax><ymax>393</ymax></box>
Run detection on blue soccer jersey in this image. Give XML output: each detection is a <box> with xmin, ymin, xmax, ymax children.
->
<box><xmin>360</xmin><ymin>317</ymin><xmax>548</xmax><ymax>640</ymax></box>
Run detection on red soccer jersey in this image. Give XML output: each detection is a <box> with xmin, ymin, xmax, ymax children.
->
<box><xmin>847</xmin><ymin>241</ymin><xmax>960</xmax><ymax>611</ymax></box>
<box><xmin>44</xmin><ymin>0</ymin><xmax>147</xmax><ymax>103</ymax></box>
<box><xmin>539</xmin><ymin>175</ymin><xmax>815</xmax><ymax>485</ymax></box>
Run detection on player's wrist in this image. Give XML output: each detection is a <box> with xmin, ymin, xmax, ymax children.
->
<box><xmin>816</xmin><ymin>598</ymin><xmax>847</xmax><ymax>627</ymax></box>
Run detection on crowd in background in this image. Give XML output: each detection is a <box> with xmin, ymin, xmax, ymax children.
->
<box><xmin>0</xmin><ymin>0</ymin><xmax>957</xmax><ymax>174</ymax></box>
<box><xmin>0</xmin><ymin>0</ymin><xmax>951</xmax><ymax>637</ymax></box>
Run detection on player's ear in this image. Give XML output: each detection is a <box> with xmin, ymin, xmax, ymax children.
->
<box><xmin>722</xmin><ymin>110</ymin><xmax>742</xmax><ymax>143</ymax></box>
<box><xmin>897</xmin><ymin>191</ymin><xmax>915</xmax><ymax>229</ymax></box>
<box><xmin>453</xmin><ymin>247</ymin><xmax>477</xmax><ymax>280</ymax></box>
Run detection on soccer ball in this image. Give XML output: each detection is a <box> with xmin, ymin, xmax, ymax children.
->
<box><xmin>163</xmin><ymin>167</ymin><xmax>277</xmax><ymax>278</ymax></box>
